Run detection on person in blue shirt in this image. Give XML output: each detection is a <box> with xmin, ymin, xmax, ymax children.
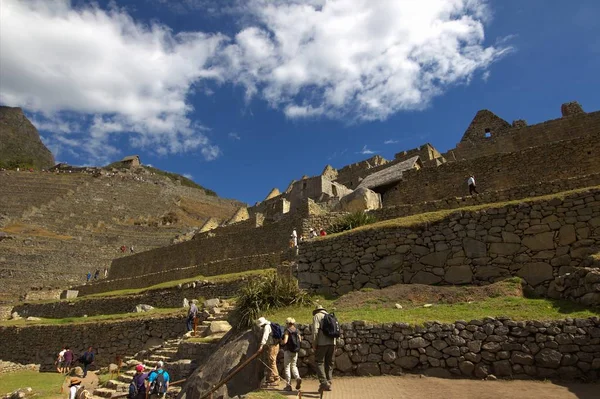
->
<box><xmin>146</xmin><ymin>361</ymin><xmax>169</xmax><ymax>398</ymax></box>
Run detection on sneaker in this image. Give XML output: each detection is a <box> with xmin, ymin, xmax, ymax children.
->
<box><xmin>328</xmin><ymin>380</ymin><xmax>332</xmax><ymax>387</ymax></box>
<box><xmin>318</xmin><ymin>383</ymin><xmax>332</xmax><ymax>392</ymax></box>
<box><xmin>295</xmin><ymin>378</ymin><xmax>302</xmax><ymax>390</ymax></box>
<box><xmin>283</xmin><ymin>385</ymin><xmax>292</xmax><ymax>392</ymax></box>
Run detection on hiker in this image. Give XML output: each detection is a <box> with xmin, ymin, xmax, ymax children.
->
<box><xmin>56</xmin><ymin>346</ymin><xmax>66</xmax><ymax>373</ymax></box>
<box><xmin>256</xmin><ymin>317</ymin><xmax>280</xmax><ymax>387</ymax></box>
<box><xmin>467</xmin><ymin>175</ymin><xmax>479</xmax><ymax>195</ymax></box>
<box><xmin>291</xmin><ymin>228</ymin><xmax>298</xmax><ymax>247</ymax></box>
<box><xmin>309</xmin><ymin>228</ymin><xmax>317</xmax><ymax>239</ymax></box>
<box><xmin>79</xmin><ymin>346</ymin><xmax>95</xmax><ymax>378</ymax></box>
<box><xmin>128</xmin><ymin>364</ymin><xmax>147</xmax><ymax>399</ymax></box>
<box><xmin>94</xmin><ymin>269</ymin><xmax>100</xmax><ymax>280</ymax></box>
<box><xmin>68</xmin><ymin>367</ymin><xmax>87</xmax><ymax>399</ymax></box>
<box><xmin>313</xmin><ymin>305</ymin><xmax>338</xmax><ymax>392</ymax></box>
<box><xmin>120</xmin><ymin>245</ymin><xmax>127</xmax><ymax>253</ymax></box>
<box><xmin>64</xmin><ymin>346</ymin><xmax>74</xmax><ymax>374</ymax></box>
<box><xmin>147</xmin><ymin>360</ymin><xmax>170</xmax><ymax>398</ymax></box>
<box><xmin>130</xmin><ymin>246</ymin><xmax>135</xmax><ymax>253</ymax></box>
<box><xmin>187</xmin><ymin>299</ymin><xmax>198</xmax><ymax>332</ymax></box>
<box><xmin>86</xmin><ymin>272</ymin><xmax>91</xmax><ymax>282</ymax></box>
<box><xmin>104</xmin><ymin>268</ymin><xmax>108</xmax><ymax>278</ymax></box>
<box><xmin>281</xmin><ymin>317</ymin><xmax>302</xmax><ymax>392</ymax></box>
<box><xmin>319</xmin><ymin>228</ymin><xmax>327</xmax><ymax>237</ymax></box>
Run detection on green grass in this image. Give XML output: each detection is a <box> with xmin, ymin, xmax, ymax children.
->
<box><xmin>263</xmin><ymin>296</ymin><xmax>600</xmax><ymax>326</ymax></box>
<box><xmin>185</xmin><ymin>336</ymin><xmax>223</xmax><ymax>343</ymax></box>
<box><xmin>246</xmin><ymin>392</ymin><xmax>287</xmax><ymax>399</ymax></box>
<box><xmin>322</xmin><ymin>185</ymin><xmax>600</xmax><ymax>239</ymax></box>
<box><xmin>85</xmin><ymin>269</ymin><xmax>274</xmax><ymax>299</ymax></box>
<box><xmin>0</xmin><ymin>371</ymin><xmax>66</xmax><ymax>399</ymax></box>
<box><xmin>0</xmin><ymin>307</ymin><xmax>184</xmax><ymax>327</ymax></box>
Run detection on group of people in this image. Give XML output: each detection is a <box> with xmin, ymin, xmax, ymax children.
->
<box><xmin>57</xmin><ymin>346</ymin><xmax>95</xmax><ymax>377</ymax></box>
<box><xmin>120</xmin><ymin>245</ymin><xmax>135</xmax><ymax>253</ymax></box>
<box><xmin>127</xmin><ymin>361</ymin><xmax>171</xmax><ymax>399</ymax></box>
<box><xmin>256</xmin><ymin>304</ymin><xmax>338</xmax><ymax>393</ymax></box>
<box><xmin>289</xmin><ymin>227</ymin><xmax>327</xmax><ymax>248</ymax></box>
<box><xmin>85</xmin><ymin>269</ymin><xmax>108</xmax><ymax>282</ymax></box>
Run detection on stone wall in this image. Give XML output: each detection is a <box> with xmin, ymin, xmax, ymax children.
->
<box><xmin>75</xmin><ymin>253</ymin><xmax>279</xmax><ymax>296</ymax></box>
<box><xmin>384</xmin><ymin>133</ymin><xmax>600</xmax><ymax>206</ymax></box>
<box><xmin>13</xmin><ymin>280</ymin><xmax>246</xmax><ymax>318</ymax></box>
<box><xmin>372</xmin><ymin>174</ymin><xmax>600</xmax><ymax>222</ymax></box>
<box><xmin>550</xmin><ymin>268</ymin><xmax>600</xmax><ymax>306</ymax></box>
<box><xmin>291</xmin><ymin>317</ymin><xmax>600</xmax><ymax>380</ymax></box>
<box><xmin>297</xmin><ymin>188</ymin><xmax>600</xmax><ymax>297</ymax></box>
<box><xmin>447</xmin><ymin>108</ymin><xmax>599</xmax><ymax>161</ymax></box>
<box><xmin>0</xmin><ymin>316</ymin><xmax>185</xmax><ymax>371</ymax></box>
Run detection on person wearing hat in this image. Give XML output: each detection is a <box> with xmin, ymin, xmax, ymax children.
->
<box><xmin>68</xmin><ymin>368</ymin><xmax>85</xmax><ymax>399</ymax></box>
<box><xmin>312</xmin><ymin>305</ymin><xmax>335</xmax><ymax>392</ymax></box>
<box><xmin>256</xmin><ymin>317</ymin><xmax>280</xmax><ymax>387</ymax></box>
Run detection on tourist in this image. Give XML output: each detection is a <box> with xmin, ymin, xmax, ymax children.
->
<box><xmin>256</xmin><ymin>317</ymin><xmax>280</xmax><ymax>387</ymax></box>
<box><xmin>281</xmin><ymin>317</ymin><xmax>302</xmax><ymax>392</ymax></box>
<box><xmin>309</xmin><ymin>228</ymin><xmax>318</xmax><ymax>239</ymax></box>
<box><xmin>467</xmin><ymin>175</ymin><xmax>479</xmax><ymax>195</ymax></box>
<box><xmin>312</xmin><ymin>305</ymin><xmax>336</xmax><ymax>392</ymax></box>
<box><xmin>93</xmin><ymin>269</ymin><xmax>100</xmax><ymax>280</ymax></box>
<box><xmin>187</xmin><ymin>299</ymin><xmax>198</xmax><ymax>332</ymax></box>
<box><xmin>86</xmin><ymin>272</ymin><xmax>91</xmax><ymax>282</ymax></box>
<box><xmin>68</xmin><ymin>368</ymin><xmax>85</xmax><ymax>399</ymax></box>
<box><xmin>104</xmin><ymin>268</ymin><xmax>108</xmax><ymax>278</ymax></box>
<box><xmin>120</xmin><ymin>245</ymin><xmax>127</xmax><ymax>253</ymax></box>
<box><xmin>64</xmin><ymin>346</ymin><xmax>74</xmax><ymax>374</ymax></box>
<box><xmin>147</xmin><ymin>360</ymin><xmax>170</xmax><ymax>398</ymax></box>
<box><xmin>319</xmin><ymin>228</ymin><xmax>327</xmax><ymax>237</ymax></box>
<box><xmin>56</xmin><ymin>346</ymin><xmax>66</xmax><ymax>373</ymax></box>
<box><xmin>130</xmin><ymin>364</ymin><xmax>147</xmax><ymax>399</ymax></box>
<box><xmin>79</xmin><ymin>346</ymin><xmax>95</xmax><ymax>378</ymax></box>
<box><xmin>130</xmin><ymin>246</ymin><xmax>135</xmax><ymax>253</ymax></box>
<box><xmin>290</xmin><ymin>228</ymin><xmax>298</xmax><ymax>247</ymax></box>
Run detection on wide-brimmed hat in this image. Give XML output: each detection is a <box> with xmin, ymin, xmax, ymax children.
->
<box><xmin>312</xmin><ymin>304</ymin><xmax>326</xmax><ymax>315</ymax></box>
<box><xmin>256</xmin><ymin>317</ymin><xmax>269</xmax><ymax>327</ymax></box>
<box><xmin>69</xmin><ymin>377</ymin><xmax>82</xmax><ymax>386</ymax></box>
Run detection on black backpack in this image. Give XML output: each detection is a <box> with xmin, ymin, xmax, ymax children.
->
<box><xmin>321</xmin><ymin>312</ymin><xmax>341</xmax><ymax>338</ymax></box>
<box><xmin>270</xmin><ymin>323</ymin><xmax>284</xmax><ymax>340</ymax></box>
<box><xmin>150</xmin><ymin>371</ymin><xmax>167</xmax><ymax>395</ymax></box>
<box><xmin>285</xmin><ymin>329</ymin><xmax>301</xmax><ymax>353</ymax></box>
<box><xmin>127</xmin><ymin>381</ymin><xmax>138</xmax><ymax>399</ymax></box>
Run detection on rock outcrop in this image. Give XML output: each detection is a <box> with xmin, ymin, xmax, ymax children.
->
<box><xmin>0</xmin><ymin>106</ymin><xmax>55</xmax><ymax>169</ymax></box>
<box><xmin>340</xmin><ymin>187</ymin><xmax>382</xmax><ymax>212</ymax></box>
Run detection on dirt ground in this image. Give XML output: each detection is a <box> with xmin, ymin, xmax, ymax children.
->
<box><xmin>260</xmin><ymin>375</ymin><xmax>599</xmax><ymax>399</ymax></box>
<box><xmin>334</xmin><ymin>279</ymin><xmax>523</xmax><ymax>309</ymax></box>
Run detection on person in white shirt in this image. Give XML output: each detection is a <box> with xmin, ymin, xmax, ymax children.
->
<box><xmin>257</xmin><ymin>317</ymin><xmax>280</xmax><ymax>387</ymax></box>
<box><xmin>290</xmin><ymin>229</ymin><xmax>298</xmax><ymax>247</ymax></box>
<box><xmin>467</xmin><ymin>175</ymin><xmax>479</xmax><ymax>195</ymax></box>
<box><xmin>56</xmin><ymin>347</ymin><xmax>66</xmax><ymax>373</ymax></box>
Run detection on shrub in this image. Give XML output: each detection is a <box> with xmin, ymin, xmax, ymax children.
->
<box><xmin>230</xmin><ymin>274</ymin><xmax>311</xmax><ymax>329</ymax></box>
<box><xmin>328</xmin><ymin>211</ymin><xmax>377</xmax><ymax>234</ymax></box>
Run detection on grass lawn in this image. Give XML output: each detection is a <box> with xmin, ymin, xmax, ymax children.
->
<box><xmin>0</xmin><ymin>307</ymin><xmax>184</xmax><ymax>327</ymax></box>
<box><xmin>264</xmin><ymin>296</ymin><xmax>600</xmax><ymax>326</ymax></box>
<box><xmin>0</xmin><ymin>371</ymin><xmax>65</xmax><ymax>399</ymax></box>
<box><xmin>322</xmin><ymin>185</ymin><xmax>600</xmax><ymax>239</ymax></box>
<box><xmin>246</xmin><ymin>391</ymin><xmax>287</xmax><ymax>399</ymax></box>
<box><xmin>84</xmin><ymin>269</ymin><xmax>274</xmax><ymax>299</ymax></box>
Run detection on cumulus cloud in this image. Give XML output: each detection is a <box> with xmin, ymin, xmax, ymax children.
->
<box><xmin>0</xmin><ymin>0</ymin><xmax>225</xmax><ymax>163</ymax></box>
<box><xmin>222</xmin><ymin>0</ymin><xmax>510</xmax><ymax>120</ymax></box>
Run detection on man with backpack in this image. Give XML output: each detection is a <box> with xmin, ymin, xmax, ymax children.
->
<box><xmin>79</xmin><ymin>346</ymin><xmax>95</xmax><ymax>378</ymax></box>
<box><xmin>280</xmin><ymin>317</ymin><xmax>302</xmax><ymax>392</ymax></box>
<box><xmin>256</xmin><ymin>316</ymin><xmax>281</xmax><ymax>387</ymax></box>
<box><xmin>128</xmin><ymin>364</ymin><xmax>147</xmax><ymax>399</ymax></box>
<box><xmin>147</xmin><ymin>360</ymin><xmax>169</xmax><ymax>398</ymax></box>
<box><xmin>312</xmin><ymin>305</ymin><xmax>339</xmax><ymax>392</ymax></box>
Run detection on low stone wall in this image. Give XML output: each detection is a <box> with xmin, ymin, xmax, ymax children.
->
<box><xmin>372</xmin><ymin>174</ymin><xmax>600</xmax><ymax>222</ymax></box>
<box><xmin>0</xmin><ymin>306</ymin><xmax>12</xmax><ymax>321</ymax></box>
<box><xmin>12</xmin><ymin>280</ymin><xmax>245</xmax><ymax>318</ymax></box>
<box><xmin>298</xmin><ymin>188</ymin><xmax>600</xmax><ymax>296</ymax></box>
<box><xmin>550</xmin><ymin>268</ymin><xmax>600</xmax><ymax>306</ymax></box>
<box><xmin>75</xmin><ymin>252</ymin><xmax>279</xmax><ymax>296</ymax></box>
<box><xmin>291</xmin><ymin>317</ymin><xmax>600</xmax><ymax>380</ymax></box>
<box><xmin>0</xmin><ymin>316</ymin><xmax>186</xmax><ymax>371</ymax></box>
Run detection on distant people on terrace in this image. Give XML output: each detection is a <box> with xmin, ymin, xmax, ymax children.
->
<box><xmin>467</xmin><ymin>175</ymin><xmax>479</xmax><ymax>195</ymax></box>
<box><xmin>86</xmin><ymin>272</ymin><xmax>91</xmax><ymax>282</ymax></box>
<box><xmin>309</xmin><ymin>227</ymin><xmax>318</xmax><ymax>239</ymax></box>
<box><xmin>130</xmin><ymin>246</ymin><xmax>135</xmax><ymax>253</ymax></box>
<box><xmin>94</xmin><ymin>269</ymin><xmax>100</xmax><ymax>280</ymax></box>
<box><xmin>319</xmin><ymin>228</ymin><xmax>327</xmax><ymax>237</ymax></box>
<box><xmin>187</xmin><ymin>299</ymin><xmax>198</xmax><ymax>332</ymax></box>
<box><xmin>120</xmin><ymin>245</ymin><xmax>127</xmax><ymax>253</ymax></box>
<box><xmin>79</xmin><ymin>346</ymin><xmax>95</xmax><ymax>377</ymax></box>
<box><xmin>104</xmin><ymin>268</ymin><xmax>108</xmax><ymax>278</ymax></box>
<box><xmin>290</xmin><ymin>228</ymin><xmax>298</xmax><ymax>247</ymax></box>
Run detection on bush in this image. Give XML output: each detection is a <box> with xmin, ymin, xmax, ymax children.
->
<box><xmin>230</xmin><ymin>274</ymin><xmax>311</xmax><ymax>329</ymax></box>
<box><xmin>328</xmin><ymin>211</ymin><xmax>377</xmax><ymax>234</ymax></box>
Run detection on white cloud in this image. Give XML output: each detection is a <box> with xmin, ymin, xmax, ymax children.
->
<box><xmin>223</xmin><ymin>0</ymin><xmax>511</xmax><ymax>120</ymax></box>
<box><xmin>384</xmin><ymin>139</ymin><xmax>399</xmax><ymax>145</ymax></box>
<box><xmin>183</xmin><ymin>173</ymin><xmax>194</xmax><ymax>180</ymax></box>
<box><xmin>228</xmin><ymin>132</ymin><xmax>241</xmax><ymax>140</ymax></box>
<box><xmin>0</xmin><ymin>0</ymin><xmax>225</xmax><ymax>163</ymax></box>
<box><xmin>358</xmin><ymin>145</ymin><xmax>375</xmax><ymax>155</ymax></box>
<box><xmin>482</xmin><ymin>70</ymin><xmax>491</xmax><ymax>82</ymax></box>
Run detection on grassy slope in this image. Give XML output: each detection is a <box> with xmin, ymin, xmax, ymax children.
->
<box><xmin>0</xmin><ymin>371</ymin><xmax>65</xmax><ymax>399</ymax></box>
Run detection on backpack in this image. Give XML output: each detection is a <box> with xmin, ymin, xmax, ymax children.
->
<box><xmin>285</xmin><ymin>329</ymin><xmax>301</xmax><ymax>353</ymax></box>
<box><xmin>270</xmin><ymin>323</ymin><xmax>284</xmax><ymax>340</ymax></box>
<box><xmin>75</xmin><ymin>386</ymin><xmax>91</xmax><ymax>399</ymax></box>
<box><xmin>321</xmin><ymin>312</ymin><xmax>341</xmax><ymax>338</ymax></box>
<box><xmin>150</xmin><ymin>370</ymin><xmax>167</xmax><ymax>395</ymax></box>
<box><xmin>127</xmin><ymin>381</ymin><xmax>138</xmax><ymax>399</ymax></box>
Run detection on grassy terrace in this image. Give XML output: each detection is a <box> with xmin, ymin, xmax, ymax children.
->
<box><xmin>0</xmin><ymin>307</ymin><xmax>184</xmax><ymax>327</ymax></box>
<box><xmin>0</xmin><ymin>371</ymin><xmax>65</xmax><ymax>399</ymax></box>
<box><xmin>322</xmin><ymin>185</ymin><xmax>600</xmax><ymax>239</ymax></box>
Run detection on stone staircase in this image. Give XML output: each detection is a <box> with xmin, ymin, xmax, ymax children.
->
<box><xmin>92</xmin><ymin>300</ymin><xmax>233</xmax><ymax>399</ymax></box>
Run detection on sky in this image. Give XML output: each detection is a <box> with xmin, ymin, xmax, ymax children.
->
<box><xmin>1</xmin><ymin>0</ymin><xmax>599</xmax><ymax>205</ymax></box>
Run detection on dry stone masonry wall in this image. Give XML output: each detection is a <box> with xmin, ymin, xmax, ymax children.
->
<box><xmin>293</xmin><ymin>317</ymin><xmax>600</xmax><ymax>380</ymax></box>
<box><xmin>297</xmin><ymin>188</ymin><xmax>600</xmax><ymax>298</ymax></box>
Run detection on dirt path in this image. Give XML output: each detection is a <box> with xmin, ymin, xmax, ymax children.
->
<box><xmin>261</xmin><ymin>375</ymin><xmax>598</xmax><ymax>399</ymax></box>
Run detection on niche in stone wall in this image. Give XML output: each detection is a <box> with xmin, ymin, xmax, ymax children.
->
<box><xmin>484</xmin><ymin>128</ymin><xmax>492</xmax><ymax>138</ymax></box>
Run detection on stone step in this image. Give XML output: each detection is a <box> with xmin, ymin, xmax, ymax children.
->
<box><xmin>105</xmin><ymin>380</ymin><xmax>129</xmax><ymax>392</ymax></box>
<box><xmin>117</xmin><ymin>374</ymin><xmax>134</xmax><ymax>384</ymax></box>
<box><xmin>93</xmin><ymin>388</ymin><xmax>117</xmax><ymax>398</ymax></box>
<box><xmin>148</xmin><ymin>355</ymin><xmax>172</xmax><ymax>361</ymax></box>
<box><xmin>154</xmin><ymin>349</ymin><xmax>178</xmax><ymax>356</ymax></box>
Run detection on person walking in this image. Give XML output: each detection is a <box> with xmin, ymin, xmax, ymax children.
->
<box><xmin>104</xmin><ymin>268</ymin><xmax>108</xmax><ymax>278</ymax></box>
<box><xmin>186</xmin><ymin>300</ymin><xmax>198</xmax><ymax>332</ymax></box>
<box><xmin>147</xmin><ymin>361</ymin><xmax>170</xmax><ymax>398</ymax></box>
<box><xmin>256</xmin><ymin>317</ymin><xmax>280</xmax><ymax>387</ymax></box>
<box><xmin>290</xmin><ymin>228</ymin><xmax>298</xmax><ymax>247</ymax></box>
<box><xmin>86</xmin><ymin>272</ymin><xmax>91</xmax><ymax>282</ymax></box>
<box><xmin>63</xmin><ymin>346</ymin><xmax>74</xmax><ymax>374</ymax></box>
<box><xmin>79</xmin><ymin>346</ymin><xmax>95</xmax><ymax>378</ymax></box>
<box><xmin>281</xmin><ymin>317</ymin><xmax>302</xmax><ymax>392</ymax></box>
<box><xmin>312</xmin><ymin>305</ymin><xmax>336</xmax><ymax>392</ymax></box>
<box><xmin>467</xmin><ymin>175</ymin><xmax>479</xmax><ymax>195</ymax></box>
<box><xmin>94</xmin><ymin>269</ymin><xmax>100</xmax><ymax>280</ymax></box>
<box><xmin>56</xmin><ymin>347</ymin><xmax>66</xmax><ymax>373</ymax></box>
<box><xmin>130</xmin><ymin>364</ymin><xmax>147</xmax><ymax>399</ymax></box>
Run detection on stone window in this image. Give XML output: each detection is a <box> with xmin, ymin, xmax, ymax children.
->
<box><xmin>332</xmin><ymin>185</ymin><xmax>338</xmax><ymax>197</ymax></box>
<box><xmin>484</xmin><ymin>128</ymin><xmax>492</xmax><ymax>138</ymax></box>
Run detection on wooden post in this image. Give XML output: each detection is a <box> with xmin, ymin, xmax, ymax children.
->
<box><xmin>193</xmin><ymin>316</ymin><xmax>198</xmax><ymax>337</ymax></box>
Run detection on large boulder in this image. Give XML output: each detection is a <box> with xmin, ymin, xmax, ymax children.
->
<box><xmin>339</xmin><ymin>188</ymin><xmax>381</xmax><ymax>212</ymax></box>
<box><xmin>179</xmin><ymin>330</ymin><xmax>261</xmax><ymax>399</ymax></box>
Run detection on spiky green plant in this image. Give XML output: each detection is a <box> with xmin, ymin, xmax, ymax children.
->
<box><xmin>328</xmin><ymin>211</ymin><xmax>377</xmax><ymax>234</ymax></box>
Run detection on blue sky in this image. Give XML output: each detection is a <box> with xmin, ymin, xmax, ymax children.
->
<box><xmin>1</xmin><ymin>0</ymin><xmax>599</xmax><ymax>205</ymax></box>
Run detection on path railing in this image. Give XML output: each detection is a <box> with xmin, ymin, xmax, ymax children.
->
<box><xmin>199</xmin><ymin>351</ymin><xmax>261</xmax><ymax>399</ymax></box>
